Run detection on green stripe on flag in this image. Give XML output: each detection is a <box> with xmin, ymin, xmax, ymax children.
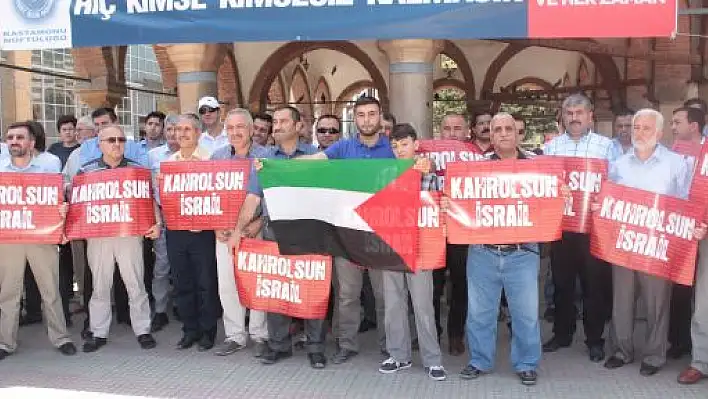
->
<box><xmin>258</xmin><ymin>159</ymin><xmax>414</xmax><ymax>193</ymax></box>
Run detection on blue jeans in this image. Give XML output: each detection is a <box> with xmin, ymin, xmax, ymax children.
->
<box><xmin>465</xmin><ymin>245</ymin><xmax>541</xmax><ymax>372</ymax></box>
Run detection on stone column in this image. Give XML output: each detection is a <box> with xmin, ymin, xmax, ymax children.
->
<box><xmin>379</xmin><ymin>40</ymin><xmax>444</xmax><ymax>139</ymax></box>
<box><xmin>1</xmin><ymin>51</ymin><xmax>33</xmax><ymax>130</ymax></box>
<box><xmin>164</xmin><ymin>44</ymin><xmax>226</xmax><ymax>113</ymax></box>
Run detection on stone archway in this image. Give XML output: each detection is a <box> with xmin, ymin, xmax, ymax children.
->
<box><xmin>313</xmin><ymin>76</ymin><xmax>332</xmax><ymax>117</ymax></box>
<box><xmin>290</xmin><ymin>64</ymin><xmax>313</xmax><ymax>125</ymax></box>
<box><xmin>249</xmin><ymin>41</ymin><xmax>388</xmax><ymax>111</ymax></box>
<box><xmin>333</xmin><ymin>79</ymin><xmax>376</xmax><ymax>116</ymax></box>
<box><xmin>267</xmin><ymin>73</ymin><xmax>287</xmax><ymax>106</ymax></box>
<box><xmin>442</xmin><ymin>40</ymin><xmax>476</xmax><ymax>114</ymax></box>
<box><xmin>507</xmin><ymin>77</ymin><xmax>555</xmax><ymax>90</ymax></box>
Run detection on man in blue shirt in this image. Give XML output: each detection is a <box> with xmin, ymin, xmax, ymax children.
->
<box><xmin>603</xmin><ymin>109</ymin><xmax>705</xmax><ymax>376</ymax></box>
<box><xmin>0</xmin><ymin>121</ymin><xmax>76</xmax><ymax>361</ymax></box>
<box><xmin>299</xmin><ymin>96</ymin><xmax>392</xmax><ymax>364</ymax></box>
<box><xmin>140</xmin><ymin>111</ymin><xmax>166</xmax><ymax>151</ymax></box>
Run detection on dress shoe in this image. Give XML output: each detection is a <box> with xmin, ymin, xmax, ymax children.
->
<box><xmin>667</xmin><ymin>344</ymin><xmax>691</xmax><ymax>360</ymax></box>
<box><xmin>214</xmin><ymin>340</ymin><xmax>246</xmax><ymax>356</ymax></box>
<box><xmin>0</xmin><ymin>349</ymin><xmax>8</xmax><ymax>360</ymax></box>
<box><xmin>543</xmin><ymin>336</ymin><xmax>571</xmax><ymax>353</ymax></box>
<box><xmin>449</xmin><ymin>337</ymin><xmax>465</xmax><ymax>356</ymax></box>
<box><xmin>678</xmin><ymin>367</ymin><xmax>706</xmax><ymax>385</ymax></box>
<box><xmin>19</xmin><ymin>314</ymin><xmax>42</xmax><ymax>327</ymax></box>
<box><xmin>308</xmin><ymin>352</ymin><xmax>327</xmax><ymax>369</ymax></box>
<box><xmin>517</xmin><ymin>370</ymin><xmax>537</xmax><ymax>385</ymax></box>
<box><xmin>137</xmin><ymin>334</ymin><xmax>157</xmax><ymax>349</ymax></box>
<box><xmin>82</xmin><ymin>336</ymin><xmax>107</xmax><ymax>353</ymax></box>
<box><xmin>176</xmin><ymin>334</ymin><xmax>199</xmax><ymax>350</ymax></box>
<box><xmin>639</xmin><ymin>362</ymin><xmax>660</xmax><ymax>376</ymax></box>
<box><xmin>331</xmin><ymin>348</ymin><xmax>358</xmax><ymax>364</ymax></box>
<box><xmin>588</xmin><ymin>345</ymin><xmax>605</xmax><ymax>362</ymax></box>
<box><xmin>260</xmin><ymin>348</ymin><xmax>292</xmax><ymax>365</ymax></box>
<box><xmin>197</xmin><ymin>335</ymin><xmax>214</xmax><ymax>352</ymax></box>
<box><xmin>150</xmin><ymin>313</ymin><xmax>169</xmax><ymax>333</ymax></box>
<box><xmin>603</xmin><ymin>356</ymin><xmax>626</xmax><ymax>369</ymax></box>
<box><xmin>58</xmin><ymin>342</ymin><xmax>77</xmax><ymax>356</ymax></box>
<box><xmin>459</xmin><ymin>365</ymin><xmax>483</xmax><ymax>380</ymax></box>
<box><xmin>358</xmin><ymin>319</ymin><xmax>376</xmax><ymax>333</ymax></box>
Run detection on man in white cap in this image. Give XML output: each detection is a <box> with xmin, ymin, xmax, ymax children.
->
<box><xmin>197</xmin><ymin>96</ymin><xmax>228</xmax><ymax>153</ymax></box>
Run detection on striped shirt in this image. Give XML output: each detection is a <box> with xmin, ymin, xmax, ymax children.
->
<box><xmin>79</xmin><ymin>157</ymin><xmax>143</xmax><ymax>174</ymax></box>
<box><xmin>544</xmin><ymin>131</ymin><xmax>620</xmax><ymax>161</ymax></box>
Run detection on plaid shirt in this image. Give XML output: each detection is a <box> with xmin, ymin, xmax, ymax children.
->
<box><xmin>544</xmin><ymin>131</ymin><xmax>620</xmax><ymax>161</ymax></box>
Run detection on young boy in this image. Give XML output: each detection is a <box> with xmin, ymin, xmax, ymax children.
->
<box><xmin>379</xmin><ymin>123</ymin><xmax>446</xmax><ymax>381</ymax></box>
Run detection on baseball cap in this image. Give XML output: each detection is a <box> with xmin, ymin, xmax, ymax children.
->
<box><xmin>198</xmin><ymin>96</ymin><xmax>220</xmax><ymax>111</ymax></box>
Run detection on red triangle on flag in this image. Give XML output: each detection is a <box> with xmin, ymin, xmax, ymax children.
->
<box><xmin>355</xmin><ymin>168</ymin><xmax>422</xmax><ymax>272</ymax></box>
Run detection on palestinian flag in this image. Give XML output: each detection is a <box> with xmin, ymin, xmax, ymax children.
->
<box><xmin>259</xmin><ymin>159</ymin><xmax>421</xmax><ymax>272</ymax></box>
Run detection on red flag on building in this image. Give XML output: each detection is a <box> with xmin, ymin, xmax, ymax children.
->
<box><xmin>66</xmin><ymin>168</ymin><xmax>156</xmax><ymax>240</ymax></box>
<box><xmin>0</xmin><ymin>173</ymin><xmax>64</xmax><ymax>244</ymax></box>
<box><xmin>160</xmin><ymin>160</ymin><xmax>251</xmax><ymax>230</ymax></box>
<box><xmin>234</xmin><ymin>238</ymin><xmax>332</xmax><ymax>319</ymax></box>
<box><xmin>590</xmin><ymin>181</ymin><xmax>702</xmax><ymax>286</ymax></box>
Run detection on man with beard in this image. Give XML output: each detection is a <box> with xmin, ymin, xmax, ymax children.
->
<box><xmin>314</xmin><ymin>115</ymin><xmax>342</xmax><ymax>150</ymax></box>
<box><xmin>543</xmin><ymin>93</ymin><xmax>621</xmax><ymax>363</ymax></box>
<box><xmin>252</xmin><ymin>113</ymin><xmax>273</xmax><ymax>147</ymax></box>
<box><xmin>611</xmin><ymin>110</ymin><xmax>634</xmax><ymax>155</ymax></box>
<box><xmin>297</xmin><ymin>96</ymin><xmax>392</xmax><ymax>364</ymax></box>
<box><xmin>146</xmin><ymin>115</ymin><xmax>180</xmax><ymax>332</ymax></box>
<box><xmin>470</xmin><ymin>110</ymin><xmax>493</xmax><ymax>154</ymax></box>
<box><xmin>603</xmin><ymin>108</ymin><xmax>704</xmax><ymax>376</ymax></box>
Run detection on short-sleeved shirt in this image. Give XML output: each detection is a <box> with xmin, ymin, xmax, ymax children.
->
<box><xmin>210</xmin><ymin>143</ymin><xmax>268</xmax><ymax>161</ymax></box>
<box><xmin>324</xmin><ymin>133</ymin><xmax>394</xmax><ymax>159</ymax></box>
<box><xmin>48</xmin><ymin>142</ymin><xmax>80</xmax><ymax>168</ymax></box>
<box><xmin>609</xmin><ymin>144</ymin><xmax>690</xmax><ymax>199</ymax></box>
<box><xmin>0</xmin><ymin>154</ymin><xmax>61</xmax><ymax>173</ymax></box>
<box><xmin>544</xmin><ymin>131</ymin><xmax>620</xmax><ymax>161</ymax></box>
<box><xmin>199</xmin><ymin>131</ymin><xmax>229</xmax><ymax>154</ymax></box>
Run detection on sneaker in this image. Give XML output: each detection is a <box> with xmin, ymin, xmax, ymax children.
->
<box><xmin>378</xmin><ymin>357</ymin><xmax>412</xmax><ymax>374</ymax></box>
<box><xmin>214</xmin><ymin>340</ymin><xmax>246</xmax><ymax>356</ymax></box>
<box><xmin>459</xmin><ymin>364</ymin><xmax>482</xmax><ymax>380</ymax></box>
<box><xmin>427</xmin><ymin>366</ymin><xmax>447</xmax><ymax>381</ymax></box>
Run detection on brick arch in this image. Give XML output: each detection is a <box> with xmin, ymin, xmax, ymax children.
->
<box><xmin>434</xmin><ymin>78</ymin><xmax>466</xmax><ymax>92</ymax></box>
<box><xmin>481</xmin><ymin>42</ymin><xmax>623</xmax><ymax>107</ymax></box>
<box><xmin>289</xmin><ymin>64</ymin><xmax>313</xmax><ymax>123</ymax></box>
<box><xmin>217</xmin><ymin>48</ymin><xmax>244</xmax><ymax>110</ymax></box>
<box><xmin>442</xmin><ymin>40</ymin><xmax>476</xmax><ymax>114</ymax></box>
<box><xmin>249</xmin><ymin>41</ymin><xmax>388</xmax><ymax>111</ymax></box>
<box><xmin>153</xmin><ymin>45</ymin><xmax>177</xmax><ymax>91</ymax></box>
<box><xmin>507</xmin><ymin>77</ymin><xmax>554</xmax><ymax>90</ymax></box>
<box><xmin>334</xmin><ymin>79</ymin><xmax>376</xmax><ymax>116</ymax></box>
<box><xmin>313</xmin><ymin>76</ymin><xmax>332</xmax><ymax>116</ymax></box>
<box><xmin>267</xmin><ymin>73</ymin><xmax>287</xmax><ymax>106</ymax></box>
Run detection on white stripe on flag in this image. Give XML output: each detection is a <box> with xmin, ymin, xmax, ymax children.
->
<box><xmin>264</xmin><ymin>186</ymin><xmax>373</xmax><ymax>232</ymax></box>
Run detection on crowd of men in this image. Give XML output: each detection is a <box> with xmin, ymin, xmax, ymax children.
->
<box><xmin>2</xmin><ymin>93</ymin><xmax>708</xmax><ymax>387</ymax></box>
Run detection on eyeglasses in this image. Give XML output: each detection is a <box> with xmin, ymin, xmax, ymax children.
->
<box><xmin>101</xmin><ymin>137</ymin><xmax>127</xmax><ymax>144</ymax></box>
<box><xmin>198</xmin><ymin>107</ymin><xmax>218</xmax><ymax>115</ymax></box>
<box><xmin>317</xmin><ymin>128</ymin><xmax>340</xmax><ymax>135</ymax></box>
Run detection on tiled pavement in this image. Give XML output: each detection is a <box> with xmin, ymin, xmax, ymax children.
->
<box><xmin>1</xmin><ymin>316</ymin><xmax>706</xmax><ymax>399</ymax></box>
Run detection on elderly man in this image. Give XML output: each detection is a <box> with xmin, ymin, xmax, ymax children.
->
<box><xmin>603</xmin><ymin>109</ymin><xmax>703</xmax><ymax>376</ymax></box>
<box><xmin>167</xmin><ymin>114</ymin><xmax>220</xmax><ymax>351</ymax></box>
<box><xmin>229</xmin><ymin>106</ymin><xmax>325</xmax><ymax>368</ymax></box>
<box><xmin>0</xmin><ymin>121</ymin><xmax>76</xmax><ymax>360</ymax></box>
<box><xmin>146</xmin><ymin>115</ymin><xmax>180</xmax><ymax>332</ymax></box>
<box><xmin>543</xmin><ymin>93</ymin><xmax>620</xmax><ymax>362</ymax></box>
<box><xmin>457</xmin><ymin>113</ymin><xmax>541</xmax><ymax>385</ymax></box>
<box><xmin>197</xmin><ymin>96</ymin><xmax>228</xmax><ymax>153</ymax></box>
<box><xmin>80</xmin><ymin>125</ymin><xmax>160</xmax><ymax>352</ymax></box>
<box><xmin>211</xmin><ymin>109</ymin><xmax>269</xmax><ymax>357</ymax></box>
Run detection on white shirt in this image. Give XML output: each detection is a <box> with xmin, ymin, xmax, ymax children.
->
<box><xmin>198</xmin><ymin>131</ymin><xmax>228</xmax><ymax>154</ymax></box>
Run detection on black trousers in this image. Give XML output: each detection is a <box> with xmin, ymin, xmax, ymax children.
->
<box><xmin>166</xmin><ymin>230</ymin><xmax>218</xmax><ymax>338</ymax></box>
<box><xmin>668</xmin><ymin>283</ymin><xmax>693</xmax><ymax>349</ymax></box>
<box><xmin>24</xmin><ymin>244</ymin><xmax>74</xmax><ymax>321</ymax></box>
<box><xmin>433</xmin><ymin>244</ymin><xmax>468</xmax><ymax>339</ymax></box>
<box><xmin>551</xmin><ymin>232</ymin><xmax>612</xmax><ymax>347</ymax></box>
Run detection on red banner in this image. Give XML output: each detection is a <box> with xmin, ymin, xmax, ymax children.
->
<box><xmin>528</xmin><ymin>0</ymin><xmax>677</xmax><ymax>38</ymax></box>
<box><xmin>444</xmin><ymin>157</ymin><xmax>566</xmax><ymax>244</ymax></box>
<box><xmin>590</xmin><ymin>181</ymin><xmax>702</xmax><ymax>286</ymax></box>
<box><xmin>418</xmin><ymin>191</ymin><xmax>445</xmax><ymax>271</ymax></box>
<box><xmin>160</xmin><ymin>160</ymin><xmax>250</xmax><ymax>231</ymax></box>
<box><xmin>417</xmin><ymin>140</ymin><xmax>484</xmax><ymax>188</ymax></box>
<box><xmin>234</xmin><ymin>238</ymin><xmax>332</xmax><ymax>319</ymax></box>
<box><xmin>562</xmin><ymin>157</ymin><xmax>608</xmax><ymax>233</ymax></box>
<box><xmin>0</xmin><ymin>173</ymin><xmax>64</xmax><ymax>244</ymax></box>
<box><xmin>689</xmin><ymin>142</ymin><xmax>708</xmax><ymax>215</ymax></box>
<box><xmin>66</xmin><ymin>168</ymin><xmax>156</xmax><ymax>240</ymax></box>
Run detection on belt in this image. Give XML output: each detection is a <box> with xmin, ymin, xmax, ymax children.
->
<box><xmin>483</xmin><ymin>244</ymin><xmax>523</xmax><ymax>253</ymax></box>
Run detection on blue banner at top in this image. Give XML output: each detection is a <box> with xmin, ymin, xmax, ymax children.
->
<box><xmin>0</xmin><ymin>0</ymin><xmax>678</xmax><ymax>50</ymax></box>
